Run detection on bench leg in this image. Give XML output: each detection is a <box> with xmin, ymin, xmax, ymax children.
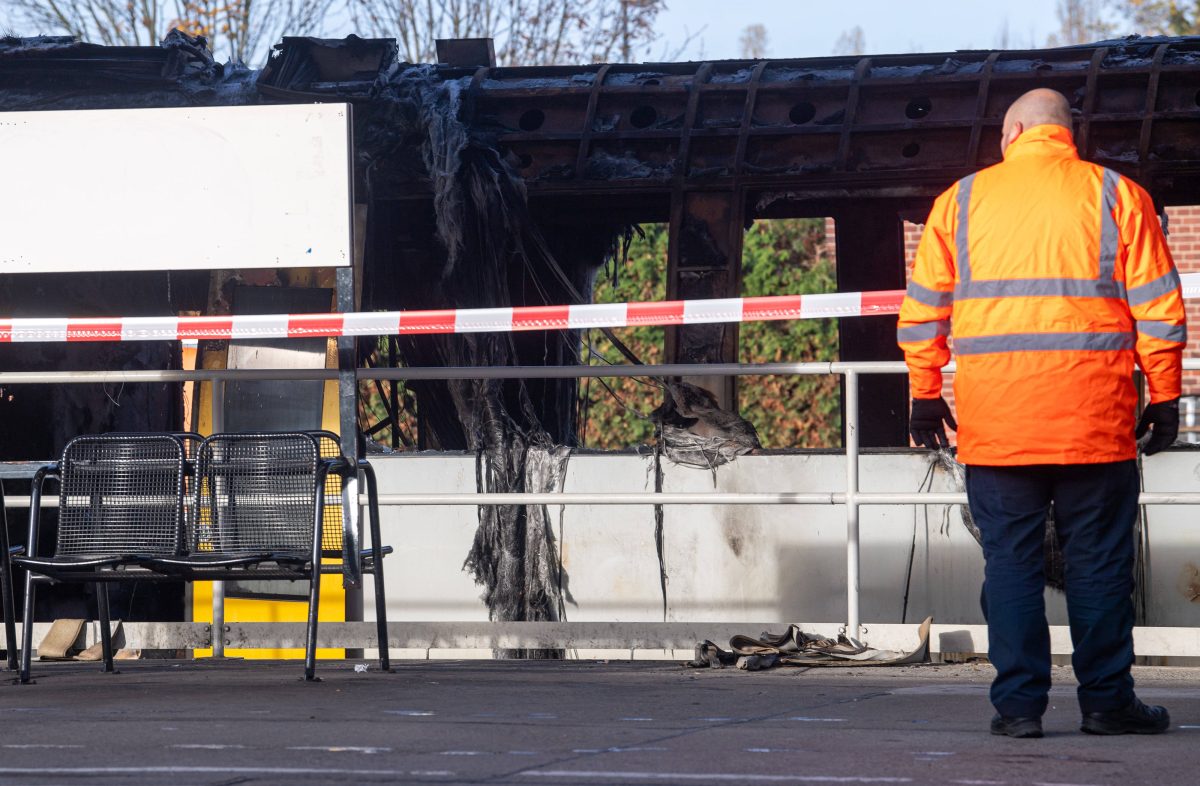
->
<box><xmin>0</xmin><ymin>494</ymin><xmax>16</xmax><ymax>671</ymax></box>
<box><xmin>1</xmin><ymin>560</ymin><xmax>15</xmax><ymax>673</ymax></box>
<box><xmin>304</xmin><ymin>568</ymin><xmax>320</xmax><ymax>682</ymax></box>
<box><xmin>362</xmin><ymin>464</ymin><xmax>390</xmax><ymax>672</ymax></box>
<box><xmin>96</xmin><ymin>583</ymin><xmax>116</xmax><ymax>674</ymax></box>
<box><xmin>372</xmin><ymin>566</ymin><xmax>389</xmax><ymax>672</ymax></box>
<box><xmin>304</xmin><ymin>468</ymin><xmax>331</xmax><ymax>682</ymax></box>
<box><xmin>0</xmin><ymin>565</ymin><xmax>13</xmax><ymax>672</ymax></box>
<box><xmin>19</xmin><ymin>573</ymin><xmax>36</xmax><ymax>684</ymax></box>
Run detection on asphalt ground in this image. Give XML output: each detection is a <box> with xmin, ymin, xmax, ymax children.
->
<box><xmin>1</xmin><ymin>659</ymin><xmax>1199</xmax><ymax>785</ymax></box>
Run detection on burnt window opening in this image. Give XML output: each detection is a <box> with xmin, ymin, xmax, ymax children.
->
<box><xmin>578</xmin><ymin>223</ymin><xmax>668</xmax><ymax>450</ymax></box>
<box><xmin>789</xmin><ymin>101</ymin><xmax>817</xmax><ymax>125</ymax></box>
<box><xmin>358</xmin><ymin>337</ymin><xmax>418</xmax><ymax>452</ymax></box>
<box><xmin>905</xmin><ymin>97</ymin><xmax>933</xmax><ymax>120</ymax></box>
<box><xmin>629</xmin><ymin>105</ymin><xmax>659</xmax><ymax>129</ymax></box>
<box><xmin>738</xmin><ymin>217</ymin><xmax>841</xmax><ymax>449</ymax></box>
<box><xmin>519</xmin><ymin>108</ymin><xmax>545</xmax><ymax>132</ymax></box>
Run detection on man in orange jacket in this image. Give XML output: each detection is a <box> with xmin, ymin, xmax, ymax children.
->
<box><xmin>898</xmin><ymin>88</ymin><xmax>1185</xmax><ymax>738</ymax></box>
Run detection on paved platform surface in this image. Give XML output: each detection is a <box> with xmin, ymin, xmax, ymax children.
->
<box><xmin>2</xmin><ymin>659</ymin><xmax>1199</xmax><ymax>785</ymax></box>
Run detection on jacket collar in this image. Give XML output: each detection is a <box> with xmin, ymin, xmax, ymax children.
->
<box><xmin>1002</xmin><ymin>124</ymin><xmax>1079</xmax><ymax>161</ymax></box>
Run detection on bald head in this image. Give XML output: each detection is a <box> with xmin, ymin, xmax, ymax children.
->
<box><xmin>1001</xmin><ymin>89</ymin><xmax>1073</xmax><ymax>154</ymax></box>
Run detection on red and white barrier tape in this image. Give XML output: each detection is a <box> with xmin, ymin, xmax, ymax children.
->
<box><xmin>3</xmin><ymin>273</ymin><xmax>1199</xmax><ymax>343</ymax></box>
<box><xmin>0</xmin><ymin>291</ymin><xmax>905</xmax><ymax>342</ymax></box>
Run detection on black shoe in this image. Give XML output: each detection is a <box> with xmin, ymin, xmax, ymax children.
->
<box><xmin>990</xmin><ymin>714</ymin><xmax>1044</xmax><ymax>738</ymax></box>
<box><xmin>1081</xmin><ymin>697</ymin><xmax>1170</xmax><ymax>735</ymax></box>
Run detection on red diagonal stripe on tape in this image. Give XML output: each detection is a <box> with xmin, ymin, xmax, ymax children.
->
<box><xmin>287</xmin><ymin>313</ymin><xmax>345</xmax><ymax>338</ymax></box>
<box><xmin>742</xmin><ymin>295</ymin><xmax>803</xmax><ymax>322</ymax></box>
<box><xmin>627</xmin><ymin>300</ymin><xmax>685</xmax><ymax>325</ymax></box>
<box><xmin>399</xmin><ymin>310</ymin><xmax>458</xmax><ymax>333</ymax></box>
<box><xmin>67</xmin><ymin>321</ymin><xmax>123</xmax><ymax>341</ymax></box>
<box><xmin>178</xmin><ymin>318</ymin><xmax>233</xmax><ymax>340</ymax></box>
<box><xmin>860</xmin><ymin>290</ymin><xmax>905</xmax><ymax>314</ymax></box>
<box><xmin>513</xmin><ymin>305</ymin><xmax>570</xmax><ymax>331</ymax></box>
<box><xmin>0</xmin><ymin>279</ymin><xmax>1090</xmax><ymax>343</ymax></box>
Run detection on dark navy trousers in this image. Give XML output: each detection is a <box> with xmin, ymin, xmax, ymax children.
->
<box><xmin>965</xmin><ymin>461</ymin><xmax>1138</xmax><ymax>718</ymax></box>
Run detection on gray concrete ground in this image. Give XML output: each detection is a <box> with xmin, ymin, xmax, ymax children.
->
<box><xmin>2</xmin><ymin>659</ymin><xmax>1199</xmax><ymax>785</ymax></box>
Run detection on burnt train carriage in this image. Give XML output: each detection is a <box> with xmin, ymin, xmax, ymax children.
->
<box><xmin>3</xmin><ymin>34</ymin><xmax>1200</xmax><ymax>623</ymax></box>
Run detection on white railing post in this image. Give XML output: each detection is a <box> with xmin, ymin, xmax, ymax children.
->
<box><xmin>210</xmin><ymin>379</ymin><xmax>226</xmax><ymax>659</ymax></box>
<box><xmin>844</xmin><ymin>370</ymin><xmax>861</xmax><ymax>643</ymax></box>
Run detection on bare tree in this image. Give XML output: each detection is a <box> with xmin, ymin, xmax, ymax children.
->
<box><xmin>9</xmin><ymin>0</ymin><xmax>334</xmax><ymax>64</ymax></box>
<box><xmin>738</xmin><ymin>23</ymin><xmax>768</xmax><ymax>59</ymax></box>
<box><xmin>996</xmin><ymin>18</ymin><xmax>1011</xmax><ymax>49</ymax></box>
<box><xmin>832</xmin><ymin>25</ymin><xmax>865</xmax><ymax>56</ymax></box>
<box><xmin>1113</xmin><ymin>0</ymin><xmax>1200</xmax><ymax>35</ymax></box>
<box><xmin>1046</xmin><ymin>0</ymin><xmax>1116</xmax><ymax>45</ymax></box>
<box><xmin>350</xmin><ymin>0</ymin><xmax>668</xmax><ymax>66</ymax></box>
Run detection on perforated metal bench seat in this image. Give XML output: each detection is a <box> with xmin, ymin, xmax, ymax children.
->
<box><xmin>12</xmin><ymin>554</ymin><xmax>149</xmax><ymax>576</ymax></box>
<box><xmin>15</xmin><ymin>431</ymin><xmax>390</xmax><ymax>684</ymax></box>
<box><xmin>137</xmin><ymin>554</ymin><xmax>307</xmax><ymax>571</ymax></box>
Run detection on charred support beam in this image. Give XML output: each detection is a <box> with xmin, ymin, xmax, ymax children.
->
<box><xmin>834</xmin><ymin>204</ymin><xmax>909</xmax><ymax>447</ymax></box>
<box><xmin>666</xmin><ymin>190</ymin><xmax>744</xmax><ymax>409</ymax></box>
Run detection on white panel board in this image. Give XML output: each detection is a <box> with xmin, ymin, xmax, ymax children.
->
<box><xmin>0</xmin><ymin>103</ymin><xmax>352</xmax><ymax>273</ymax></box>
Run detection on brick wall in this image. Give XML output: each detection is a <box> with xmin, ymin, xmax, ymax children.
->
<box><xmin>1166</xmin><ymin>206</ymin><xmax>1200</xmax><ymax>400</ymax></box>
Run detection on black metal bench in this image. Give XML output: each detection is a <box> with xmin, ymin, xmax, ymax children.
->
<box><xmin>12</xmin><ymin>431</ymin><xmax>390</xmax><ymax>682</ymax></box>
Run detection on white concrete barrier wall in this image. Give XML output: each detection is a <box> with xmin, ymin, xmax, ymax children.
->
<box><xmin>360</xmin><ymin>450</ymin><xmax>1200</xmax><ymax>655</ymax></box>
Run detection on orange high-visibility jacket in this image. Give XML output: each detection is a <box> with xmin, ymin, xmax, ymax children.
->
<box><xmin>898</xmin><ymin>124</ymin><xmax>1186</xmax><ymax>466</ymax></box>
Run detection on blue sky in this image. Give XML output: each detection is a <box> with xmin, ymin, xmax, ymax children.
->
<box><xmin>652</xmin><ymin>0</ymin><xmax>1086</xmax><ymax>61</ymax></box>
<box><xmin>0</xmin><ymin>0</ymin><xmax>1128</xmax><ymax>63</ymax></box>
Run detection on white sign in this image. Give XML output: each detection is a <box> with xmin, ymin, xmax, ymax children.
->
<box><xmin>0</xmin><ymin>103</ymin><xmax>353</xmax><ymax>274</ymax></box>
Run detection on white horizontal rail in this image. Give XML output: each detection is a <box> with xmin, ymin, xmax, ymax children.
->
<box><xmin>357</xmin><ymin>491</ymin><xmax>1200</xmax><ymax>506</ymax></box>
<box><xmin>368</xmin><ymin>492</ymin><xmax>842</xmax><ymax>506</ymax></box>
<box><xmin>8</xmin><ymin>491</ymin><xmax>1200</xmax><ymax>509</ymax></box>
<box><xmin>1</xmin><ymin>357</ymin><xmax>1200</xmax><ymax>384</ymax></box>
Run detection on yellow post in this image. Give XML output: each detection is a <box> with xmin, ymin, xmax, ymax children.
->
<box><xmin>191</xmin><ymin>330</ymin><xmax>347</xmax><ymax>660</ymax></box>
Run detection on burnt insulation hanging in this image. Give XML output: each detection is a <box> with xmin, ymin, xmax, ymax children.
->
<box><xmin>363</xmin><ymin>65</ymin><xmax>632</xmax><ymax>654</ymax></box>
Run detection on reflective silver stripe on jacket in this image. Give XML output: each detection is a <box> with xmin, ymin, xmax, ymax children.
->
<box><xmin>1126</xmin><ymin>269</ymin><xmax>1181</xmax><ymax>307</ymax></box>
<box><xmin>955</xmin><ymin>331</ymin><xmax>1135</xmax><ymax>356</ymax></box>
<box><xmin>897</xmin><ymin>320</ymin><xmax>951</xmax><ymax>343</ymax></box>
<box><xmin>955</xmin><ymin>173</ymin><xmax>976</xmax><ymax>282</ymax></box>
<box><xmin>955</xmin><ymin>278</ymin><xmax>1126</xmax><ymax>300</ymax></box>
<box><xmin>948</xmin><ymin>170</ymin><xmax>1123</xmax><ymax>303</ymax></box>
<box><xmin>1099</xmin><ymin>168</ymin><xmax>1120</xmax><ymax>281</ymax></box>
<box><xmin>1136</xmin><ymin>320</ymin><xmax>1187</xmax><ymax>343</ymax></box>
<box><xmin>906</xmin><ymin>282</ymin><xmax>954</xmax><ymax>308</ymax></box>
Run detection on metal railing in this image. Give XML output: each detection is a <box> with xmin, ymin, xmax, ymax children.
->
<box><xmin>5</xmin><ymin>359</ymin><xmax>1200</xmax><ymax>646</ymax></box>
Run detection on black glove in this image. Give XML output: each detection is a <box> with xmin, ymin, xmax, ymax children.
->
<box><xmin>1136</xmin><ymin>398</ymin><xmax>1179</xmax><ymax>456</ymax></box>
<box><xmin>910</xmin><ymin>397</ymin><xmax>957</xmax><ymax>450</ymax></box>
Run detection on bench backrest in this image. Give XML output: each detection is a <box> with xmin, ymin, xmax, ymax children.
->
<box><xmin>310</xmin><ymin>431</ymin><xmax>346</xmax><ymax>557</ymax></box>
<box><xmin>56</xmin><ymin>434</ymin><xmax>187</xmax><ymax>557</ymax></box>
<box><xmin>192</xmin><ymin>432</ymin><xmax>321</xmax><ymax>557</ymax></box>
